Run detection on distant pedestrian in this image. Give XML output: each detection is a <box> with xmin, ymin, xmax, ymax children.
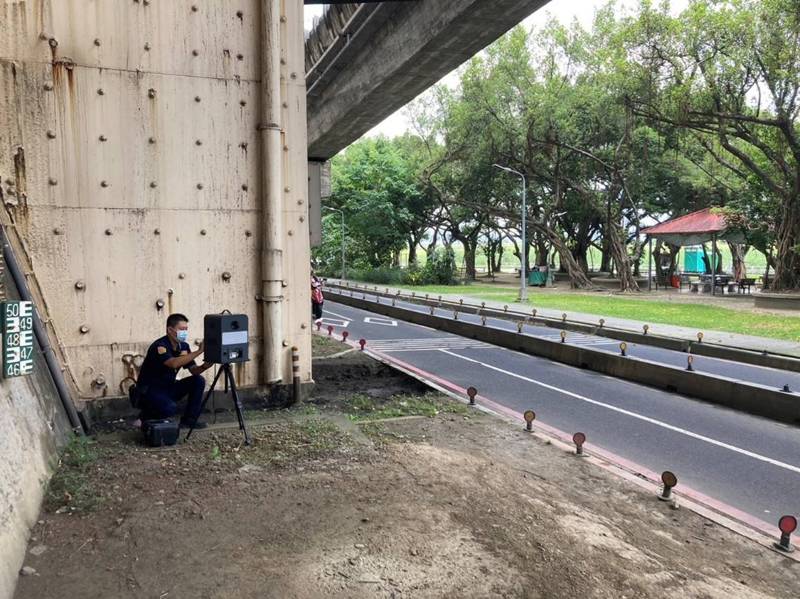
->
<box><xmin>311</xmin><ymin>267</ymin><xmax>324</xmax><ymax>324</ymax></box>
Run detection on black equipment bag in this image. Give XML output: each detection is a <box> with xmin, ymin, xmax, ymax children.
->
<box><xmin>142</xmin><ymin>419</ymin><xmax>180</xmax><ymax>447</ymax></box>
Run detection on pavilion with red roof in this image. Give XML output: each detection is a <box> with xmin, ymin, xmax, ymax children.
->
<box><xmin>641</xmin><ymin>208</ymin><xmax>745</xmax><ymax>294</ymax></box>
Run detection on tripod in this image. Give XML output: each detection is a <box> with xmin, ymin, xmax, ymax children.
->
<box><xmin>185</xmin><ymin>363</ymin><xmax>251</xmax><ymax>445</ymax></box>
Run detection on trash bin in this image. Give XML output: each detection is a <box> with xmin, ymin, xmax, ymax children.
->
<box><xmin>529</xmin><ymin>266</ymin><xmax>550</xmax><ymax>287</ymax></box>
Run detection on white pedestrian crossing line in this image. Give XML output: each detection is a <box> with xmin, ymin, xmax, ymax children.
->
<box><xmin>537</xmin><ymin>332</ymin><xmax>618</xmax><ymax>347</ymax></box>
<box><xmin>368</xmin><ymin>337</ymin><xmax>494</xmax><ymax>353</ymax></box>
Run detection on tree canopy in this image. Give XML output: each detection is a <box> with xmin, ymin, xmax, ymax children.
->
<box><xmin>314</xmin><ymin>0</ymin><xmax>800</xmax><ymax>291</ymax></box>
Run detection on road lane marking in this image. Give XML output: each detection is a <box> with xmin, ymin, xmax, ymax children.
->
<box><xmin>439</xmin><ymin>349</ymin><xmax>800</xmax><ymax>476</ymax></box>
<box><xmin>368</xmin><ymin>338</ymin><xmax>493</xmax><ymax>352</ymax></box>
<box><xmin>325</xmin><ymin>304</ymin><xmax>437</xmax><ymax>333</ymax></box>
<box><xmin>323</xmin><ymin>308</ymin><xmax>355</xmax><ymax>321</ymax></box>
<box><xmin>318</xmin><ymin>317</ymin><xmax>349</xmax><ymax>328</ymax></box>
<box><xmin>364</xmin><ymin>316</ymin><xmax>398</xmax><ymax>326</ymax></box>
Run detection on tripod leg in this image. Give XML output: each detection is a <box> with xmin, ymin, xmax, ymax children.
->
<box><xmin>185</xmin><ymin>366</ymin><xmax>224</xmax><ymax>441</ymax></box>
<box><xmin>225</xmin><ymin>365</ymin><xmax>252</xmax><ymax>446</ymax></box>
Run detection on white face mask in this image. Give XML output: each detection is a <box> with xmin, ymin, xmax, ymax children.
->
<box><xmin>176</xmin><ymin>330</ymin><xmax>189</xmax><ymax>343</ymax></box>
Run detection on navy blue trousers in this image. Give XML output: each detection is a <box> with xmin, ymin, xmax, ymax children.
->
<box><xmin>141</xmin><ymin>375</ymin><xmax>205</xmax><ymax>422</ymax></box>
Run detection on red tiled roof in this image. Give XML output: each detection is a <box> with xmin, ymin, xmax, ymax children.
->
<box><xmin>641</xmin><ymin>208</ymin><xmax>728</xmax><ymax>236</ymax></box>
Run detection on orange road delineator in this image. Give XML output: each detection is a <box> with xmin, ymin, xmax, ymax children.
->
<box><xmin>358</xmin><ymin>339</ymin><xmax>366</xmax><ymax>351</ymax></box>
<box><xmin>467</xmin><ymin>386</ymin><xmax>477</xmax><ymax>406</ymax></box>
<box><xmin>619</xmin><ymin>342</ymin><xmax>628</xmax><ymax>356</ymax></box>
<box><xmin>523</xmin><ymin>410</ymin><xmax>536</xmax><ymax>432</ymax></box>
<box><xmin>573</xmin><ymin>432</ymin><xmax>587</xmax><ymax>456</ymax></box>
<box><xmin>658</xmin><ymin>471</ymin><xmax>678</xmax><ymax>501</ymax></box>
<box><xmin>775</xmin><ymin>515</ymin><xmax>797</xmax><ymax>553</ymax></box>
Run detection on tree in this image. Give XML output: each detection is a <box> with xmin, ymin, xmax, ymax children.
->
<box><xmin>325</xmin><ymin>137</ymin><xmax>432</xmax><ymax>270</ymax></box>
<box><xmin>627</xmin><ymin>0</ymin><xmax>800</xmax><ymax>290</ymax></box>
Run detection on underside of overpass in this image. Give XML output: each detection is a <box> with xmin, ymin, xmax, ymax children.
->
<box><xmin>305</xmin><ymin>0</ymin><xmax>552</xmax><ymax>160</ymax></box>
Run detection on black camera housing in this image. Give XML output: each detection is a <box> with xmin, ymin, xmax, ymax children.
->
<box><xmin>204</xmin><ymin>313</ymin><xmax>249</xmax><ymax>364</ymax></box>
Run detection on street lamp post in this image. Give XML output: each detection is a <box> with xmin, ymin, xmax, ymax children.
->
<box><xmin>323</xmin><ymin>206</ymin><xmax>346</xmax><ymax>281</ymax></box>
<box><xmin>493</xmin><ymin>164</ymin><xmax>528</xmax><ymax>302</ymax></box>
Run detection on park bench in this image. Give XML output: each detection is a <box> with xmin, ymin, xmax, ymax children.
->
<box><xmin>737</xmin><ymin>278</ymin><xmax>755</xmax><ymax>294</ymax></box>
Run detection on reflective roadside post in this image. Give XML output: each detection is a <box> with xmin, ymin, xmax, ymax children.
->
<box><xmin>775</xmin><ymin>515</ymin><xmax>797</xmax><ymax>552</ymax></box>
<box><xmin>658</xmin><ymin>471</ymin><xmax>678</xmax><ymax>501</ymax></box>
<box><xmin>523</xmin><ymin>410</ymin><xmax>536</xmax><ymax>432</ymax></box>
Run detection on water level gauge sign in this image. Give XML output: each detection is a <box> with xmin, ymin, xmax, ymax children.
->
<box><xmin>2</xmin><ymin>301</ymin><xmax>35</xmax><ymax>378</ymax></box>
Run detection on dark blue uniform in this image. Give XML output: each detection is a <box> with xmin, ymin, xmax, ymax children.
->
<box><xmin>137</xmin><ymin>335</ymin><xmax>205</xmax><ymax>423</ymax></box>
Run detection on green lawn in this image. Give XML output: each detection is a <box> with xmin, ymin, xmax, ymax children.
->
<box><xmin>380</xmin><ymin>283</ymin><xmax>800</xmax><ymax>341</ymax></box>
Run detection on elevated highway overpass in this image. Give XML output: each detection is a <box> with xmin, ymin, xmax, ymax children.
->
<box><xmin>305</xmin><ymin>0</ymin><xmax>552</xmax><ymax>160</ymax></box>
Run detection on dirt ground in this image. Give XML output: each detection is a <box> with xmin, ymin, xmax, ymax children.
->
<box><xmin>14</xmin><ymin>343</ymin><xmax>799</xmax><ymax>599</ymax></box>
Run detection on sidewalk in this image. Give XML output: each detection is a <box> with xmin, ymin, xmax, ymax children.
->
<box><xmin>344</xmin><ymin>281</ymin><xmax>800</xmax><ymax>358</ymax></box>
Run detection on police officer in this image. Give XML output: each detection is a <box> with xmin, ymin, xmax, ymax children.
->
<box><xmin>137</xmin><ymin>313</ymin><xmax>213</xmax><ymax>428</ymax></box>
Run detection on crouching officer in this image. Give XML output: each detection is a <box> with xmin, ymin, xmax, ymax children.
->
<box><xmin>137</xmin><ymin>313</ymin><xmax>214</xmax><ymax>429</ymax></box>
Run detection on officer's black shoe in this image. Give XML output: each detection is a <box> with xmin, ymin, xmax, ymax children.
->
<box><xmin>179</xmin><ymin>418</ymin><xmax>208</xmax><ymax>430</ymax></box>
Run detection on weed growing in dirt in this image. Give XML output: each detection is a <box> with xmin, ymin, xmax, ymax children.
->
<box><xmin>312</xmin><ymin>334</ymin><xmax>350</xmax><ymax>357</ymax></box>
<box><xmin>45</xmin><ymin>436</ymin><xmax>105</xmax><ymax>513</ymax></box>
<box><xmin>193</xmin><ymin>419</ymin><xmax>354</xmax><ymax>467</ymax></box>
<box><xmin>345</xmin><ymin>393</ymin><xmax>468</xmax><ymax>421</ymax></box>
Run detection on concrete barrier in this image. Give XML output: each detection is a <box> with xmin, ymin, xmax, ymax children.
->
<box><xmin>327</xmin><ymin>290</ymin><xmax>800</xmax><ymax>426</ymax></box>
<box><xmin>754</xmin><ymin>293</ymin><xmax>800</xmax><ymax>311</ymax></box>
<box><xmin>328</xmin><ymin>282</ymin><xmax>800</xmax><ymax>373</ymax></box>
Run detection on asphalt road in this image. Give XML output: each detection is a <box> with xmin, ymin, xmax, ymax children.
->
<box><xmin>336</xmin><ymin>290</ymin><xmax>800</xmax><ymax>391</ymax></box>
<box><xmin>322</xmin><ymin>299</ymin><xmax>800</xmax><ymax>526</ymax></box>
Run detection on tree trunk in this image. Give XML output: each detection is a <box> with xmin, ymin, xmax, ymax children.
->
<box><xmin>572</xmin><ymin>244</ymin><xmax>589</xmax><ymax>274</ymax></box>
<box><xmin>463</xmin><ymin>240</ymin><xmax>477</xmax><ymax>280</ymax></box>
<box><xmin>728</xmin><ymin>241</ymin><xmax>748</xmax><ymax>280</ymax></box>
<box><xmin>493</xmin><ymin>238</ymin><xmax>504</xmax><ymax>273</ymax></box>
<box><xmin>408</xmin><ymin>238</ymin><xmax>418</xmax><ymax>267</ymax></box>
<box><xmin>600</xmin><ymin>236</ymin><xmax>612</xmax><ymax>273</ymax></box>
<box><xmin>630</xmin><ymin>239</ymin><xmax>645</xmax><ymax>277</ymax></box>
<box><xmin>608</xmin><ymin>223</ymin><xmax>639</xmax><ymax>292</ymax></box>
<box><xmin>535</xmin><ymin>236</ymin><xmax>549</xmax><ymax>267</ymax></box>
<box><xmin>535</xmin><ymin>225</ymin><xmax>593</xmax><ymax>289</ymax></box>
<box><xmin>773</xmin><ymin>198</ymin><xmax>800</xmax><ymax>290</ymax></box>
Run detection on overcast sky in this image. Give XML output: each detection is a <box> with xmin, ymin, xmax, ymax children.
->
<box><xmin>304</xmin><ymin>0</ymin><xmax>690</xmax><ymax>140</ymax></box>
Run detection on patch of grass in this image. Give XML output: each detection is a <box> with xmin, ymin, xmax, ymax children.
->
<box><xmin>380</xmin><ymin>283</ymin><xmax>800</xmax><ymax>342</ymax></box>
<box><xmin>312</xmin><ymin>334</ymin><xmax>350</xmax><ymax>358</ymax></box>
<box><xmin>45</xmin><ymin>436</ymin><xmax>105</xmax><ymax>513</ymax></box>
<box><xmin>240</xmin><ymin>418</ymin><xmax>351</xmax><ymax>466</ymax></box>
<box><xmin>344</xmin><ymin>392</ymin><xmax>468</xmax><ymax>422</ymax></box>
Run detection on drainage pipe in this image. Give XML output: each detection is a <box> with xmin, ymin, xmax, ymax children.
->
<box><xmin>1</xmin><ymin>227</ymin><xmax>83</xmax><ymax>433</ymax></box>
<box><xmin>259</xmin><ymin>0</ymin><xmax>285</xmax><ymax>384</ymax></box>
